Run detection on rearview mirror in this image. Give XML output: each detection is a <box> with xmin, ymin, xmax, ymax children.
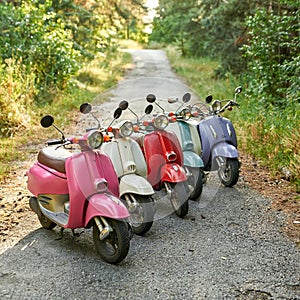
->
<box><xmin>80</xmin><ymin>103</ymin><xmax>92</xmax><ymax>114</ymax></box>
<box><xmin>40</xmin><ymin>115</ymin><xmax>54</xmax><ymax>128</ymax></box>
<box><xmin>182</xmin><ymin>92</ymin><xmax>191</xmax><ymax>103</ymax></box>
<box><xmin>113</xmin><ymin>107</ymin><xmax>122</xmax><ymax>119</ymax></box>
<box><xmin>146</xmin><ymin>94</ymin><xmax>156</xmax><ymax>103</ymax></box>
<box><xmin>205</xmin><ymin>95</ymin><xmax>213</xmax><ymax>104</ymax></box>
<box><xmin>119</xmin><ymin>100</ymin><xmax>129</xmax><ymax>110</ymax></box>
<box><xmin>235</xmin><ymin>86</ymin><xmax>242</xmax><ymax>94</ymax></box>
<box><xmin>145</xmin><ymin>104</ymin><xmax>153</xmax><ymax>115</ymax></box>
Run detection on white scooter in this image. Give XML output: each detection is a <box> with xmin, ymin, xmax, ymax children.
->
<box><xmin>81</xmin><ymin>103</ymin><xmax>155</xmax><ymax>236</ymax></box>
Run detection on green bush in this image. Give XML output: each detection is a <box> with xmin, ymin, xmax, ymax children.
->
<box><xmin>0</xmin><ymin>1</ymin><xmax>80</xmax><ymax>96</ymax></box>
<box><xmin>0</xmin><ymin>58</ymin><xmax>36</xmax><ymax>136</ymax></box>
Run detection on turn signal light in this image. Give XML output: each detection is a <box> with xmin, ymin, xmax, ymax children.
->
<box><xmin>103</xmin><ymin>135</ymin><xmax>111</xmax><ymax>142</ymax></box>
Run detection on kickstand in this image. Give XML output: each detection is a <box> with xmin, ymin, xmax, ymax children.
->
<box><xmin>72</xmin><ymin>229</ymin><xmax>84</xmax><ymax>237</ymax></box>
<box><xmin>55</xmin><ymin>228</ymin><xmax>64</xmax><ymax>240</ymax></box>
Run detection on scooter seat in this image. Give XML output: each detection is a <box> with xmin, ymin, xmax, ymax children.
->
<box><xmin>38</xmin><ymin>146</ymin><xmax>72</xmax><ymax>173</ymax></box>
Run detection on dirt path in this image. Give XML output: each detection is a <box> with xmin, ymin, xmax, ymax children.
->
<box><xmin>0</xmin><ymin>49</ymin><xmax>299</xmax><ymax>299</ymax></box>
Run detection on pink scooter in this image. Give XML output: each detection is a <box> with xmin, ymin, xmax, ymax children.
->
<box><xmin>27</xmin><ymin>113</ymin><xmax>131</xmax><ymax>264</ymax></box>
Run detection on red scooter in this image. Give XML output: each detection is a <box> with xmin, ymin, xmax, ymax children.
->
<box><xmin>124</xmin><ymin>96</ymin><xmax>190</xmax><ymax>218</ymax></box>
<box><xmin>27</xmin><ymin>110</ymin><xmax>131</xmax><ymax>264</ymax></box>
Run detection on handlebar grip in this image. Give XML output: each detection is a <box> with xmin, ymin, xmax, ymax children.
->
<box><xmin>47</xmin><ymin>139</ymin><xmax>63</xmax><ymax>146</ymax></box>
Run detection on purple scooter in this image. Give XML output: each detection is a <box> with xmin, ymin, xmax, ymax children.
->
<box><xmin>189</xmin><ymin>87</ymin><xmax>242</xmax><ymax>187</ymax></box>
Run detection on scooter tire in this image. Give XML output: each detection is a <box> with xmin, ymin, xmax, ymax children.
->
<box><xmin>188</xmin><ymin>167</ymin><xmax>203</xmax><ymax>200</ymax></box>
<box><xmin>218</xmin><ymin>158</ymin><xmax>239</xmax><ymax>187</ymax></box>
<box><xmin>38</xmin><ymin>214</ymin><xmax>57</xmax><ymax>230</ymax></box>
<box><xmin>93</xmin><ymin>218</ymin><xmax>130</xmax><ymax>264</ymax></box>
<box><xmin>125</xmin><ymin>194</ymin><xmax>154</xmax><ymax>236</ymax></box>
<box><xmin>171</xmin><ymin>182</ymin><xmax>189</xmax><ymax>218</ymax></box>
<box><xmin>30</xmin><ymin>197</ymin><xmax>56</xmax><ymax>230</ymax></box>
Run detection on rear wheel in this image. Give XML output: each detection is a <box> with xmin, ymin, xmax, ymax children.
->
<box><xmin>218</xmin><ymin>158</ymin><xmax>239</xmax><ymax>187</ymax></box>
<box><xmin>93</xmin><ymin>218</ymin><xmax>130</xmax><ymax>264</ymax></box>
<box><xmin>38</xmin><ymin>214</ymin><xmax>56</xmax><ymax>230</ymax></box>
<box><xmin>30</xmin><ymin>197</ymin><xmax>56</xmax><ymax>230</ymax></box>
<box><xmin>124</xmin><ymin>194</ymin><xmax>154</xmax><ymax>236</ymax></box>
<box><xmin>170</xmin><ymin>182</ymin><xmax>189</xmax><ymax>218</ymax></box>
<box><xmin>188</xmin><ymin>167</ymin><xmax>203</xmax><ymax>200</ymax></box>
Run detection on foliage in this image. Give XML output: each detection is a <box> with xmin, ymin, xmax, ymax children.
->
<box><xmin>0</xmin><ymin>0</ymin><xmax>148</xmax><ymax>137</ymax></box>
<box><xmin>0</xmin><ymin>1</ymin><xmax>80</xmax><ymax>91</ymax></box>
<box><xmin>0</xmin><ymin>50</ymin><xmax>131</xmax><ymax>179</ymax></box>
<box><xmin>242</xmin><ymin>5</ymin><xmax>300</xmax><ymax>105</ymax></box>
<box><xmin>166</xmin><ymin>47</ymin><xmax>300</xmax><ymax>190</ymax></box>
<box><xmin>0</xmin><ymin>58</ymin><xmax>36</xmax><ymax>136</ymax></box>
<box><xmin>150</xmin><ymin>0</ymin><xmax>252</xmax><ymax>74</ymax></box>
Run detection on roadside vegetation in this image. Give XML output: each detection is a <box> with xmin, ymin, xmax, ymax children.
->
<box><xmin>1</xmin><ymin>0</ymin><xmax>299</xmax><ymax>193</ymax></box>
<box><xmin>150</xmin><ymin>0</ymin><xmax>299</xmax><ymax>191</ymax></box>
<box><xmin>0</xmin><ymin>0</ymin><xmax>146</xmax><ymax>179</ymax></box>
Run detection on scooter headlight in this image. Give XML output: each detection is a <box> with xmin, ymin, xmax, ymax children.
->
<box><xmin>119</xmin><ymin>121</ymin><xmax>133</xmax><ymax>137</ymax></box>
<box><xmin>179</xmin><ymin>108</ymin><xmax>192</xmax><ymax>120</ymax></box>
<box><xmin>211</xmin><ymin>100</ymin><xmax>222</xmax><ymax>113</ymax></box>
<box><xmin>154</xmin><ymin>114</ymin><xmax>169</xmax><ymax>129</ymax></box>
<box><xmin>87</xmin><ymin>130</ymin><xmax>103</xmax><ymax>149</ymax></box>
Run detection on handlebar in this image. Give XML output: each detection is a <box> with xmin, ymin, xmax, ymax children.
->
<box><xmin>47</xmin><ymin>139</ymin><xmax>64</xmax><ymax>146</ymax></box>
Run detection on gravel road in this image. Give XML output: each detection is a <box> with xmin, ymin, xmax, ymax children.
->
<box><xmin>0</xmin><ymin>50</ymin><xmax>299</xmax><ymax>300</ymax></box>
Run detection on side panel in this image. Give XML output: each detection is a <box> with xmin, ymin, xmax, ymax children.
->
<box><xmin>143</xmin><ymin>132</ymin><xmax>167</xmax><ymax>187</ymax></box>
<box><xmin>189</xmin><ymin>123</ymin><xmax>202</xmax><ymax>156</ymax></box>
<box><xmin>144</xmin><ymin>130</ymin><xmax>184</xmax><ymax>187</ymax></box>
<box><xmin>166</xmin><ymin>122</ymin><xmax>183</xmax><ymax>146</ymax></box>
<box><xmin>102</xmin><ymin>141</ymin><xmax>124</xmax><ymax>178</ymax></box>
<box><xmin>178</xmin><ymin>121</ymin><xmax>194</xmax><ymax>151</ymax></box>
<box><xmin>27</xmin><ymin>162</ymin><xmax>68</xmax><ymax>196</ymax></box>
<box><xmin>129</xmin><ymin>138</ymin><xmax>148</xmax><ymax>178</ymax></box>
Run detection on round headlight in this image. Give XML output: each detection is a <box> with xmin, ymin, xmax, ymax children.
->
<box><xmin>87</xmin><ymin>131</ymin><xmax>103</xmax><ymax>149</ymax></box>
<box><xmin>154</xmin><ymin>114</ymin><xmax>169</xmax><ymax>129</ymax></box>
<box><xmin>179</xmin><ymin>108</ymin><xmax>192</xmax><ymax>120</ymax></box>
<box><xmin>120</xmin><ymin>121</ymin><xmax>133</xmax><ymax>137</ymax></box>
<box><xmin>211</xmin><ymin>100</ymin><xmax>221</xmax><ymax>113</ymax></box>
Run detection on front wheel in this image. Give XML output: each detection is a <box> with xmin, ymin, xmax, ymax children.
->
<box><xmin>188</xmin><ymin>167</ymin><xmax>203</xmax><ymax>200</ymax></box>
<box><xmin>169</xmin><ymin>182</ymin><xmax>189</xmax><ymax>218</ymax></box>
<box><xmin>218</xmin><ymin>158</ymin><xmax>239</xmax><ymax>187</ymax></box>
<box><xmin>93</xmin><ymin>218</ymin><xmax>130</xmax><ymax>264</ymax></box>
<box><xmin>124</xmin><ymin>194</ymin><xmax>155</xmax><ymax>236</ymax></box>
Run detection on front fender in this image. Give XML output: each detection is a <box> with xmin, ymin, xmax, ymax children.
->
<box><xmin>183</xmin><ymin>151</ymin><xmax>204</xmax><ymax>168</ymax></box>
<box><xmin>211</xmin><ymin>142</ymin><xmax>238</xmax><ymax>160</ymax></box>
<box><xmin>119</xmin><ymin>174</ymin><xmax>154</xmax><ymax>197</ymax></box>
<box><xmin>160</xmin><ymin>164</ymin><xmax>187</xmax><ymax>183</ymax></box>
<box><xmin>84</xmin><ymin>193</ymin><xmax>129</xmax><ymax>227</ymax></box>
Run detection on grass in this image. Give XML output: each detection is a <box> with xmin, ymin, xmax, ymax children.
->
<box><xmin>166</xmin><ymin>47</ymin><xmax>239</xmax><ymax>100</ymax></box>
<box><xmin>0</xmin><ymin>50</ymin><xmax>132</xmax><ymax>181</ymax></box>
<box><xmin>165</xmin><ymin>46</ymin><xmax>300</xmax><ymax>191</ymax></box>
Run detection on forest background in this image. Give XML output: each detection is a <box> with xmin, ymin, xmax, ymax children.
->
<box><xmin>0</xmin><ymin>0</ymin><xmax>299</xmax><ymax>191</ymax></box>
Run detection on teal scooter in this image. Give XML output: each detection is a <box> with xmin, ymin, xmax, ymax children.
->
<box><xmin>156</xmin><ymin>93</ymin><xmax>204</xmax><ymax>200</ymax></box>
